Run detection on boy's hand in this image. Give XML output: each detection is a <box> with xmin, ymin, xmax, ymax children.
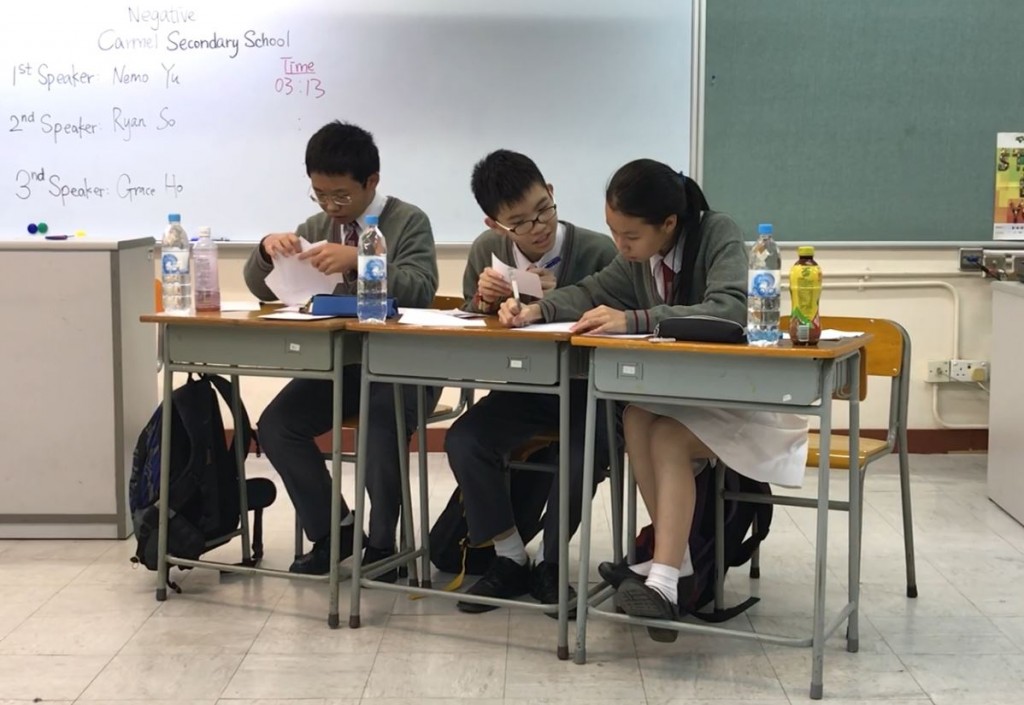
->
<box><xmin>261</xmin><ymin>232</ymin><xmax>300</xmax><ymax>260</ymax></box>
<box><xmin>572</xmin><ymin>306</ymin><xmax>627</xmax><ymax>335</ymax></box>
<box><xmin>498</xmin><ymin>300</ymin><xmax>542</xmax><ymax>328</ymax></box>
<box><xmin>298</xmin><ymin>243</ymin><xmax>357</xmax><ymax>275</ymax></box>
<box><xmin>527</xmin><ymin>265</ymin><xmax>557</xmax><ymax>293</ymax></box>
<box><xmin>478</xmin><ymin>267</ymin><xmax>512</xmax><ymax>304</ymax></box>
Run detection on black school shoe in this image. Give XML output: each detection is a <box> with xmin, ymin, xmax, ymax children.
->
<box><xmin>289</xmin><ymin>523</ymin><xmax>358</xmax><ymax>575</ymax></box>
<box><xmin>456</xmin><ymin>556</ymin><xmax>531</xmax><ymax>613</ymax></box>
<box><xmin>598</xmin><ymin>560</ymin><xmax>637</xmax><ymax>590</ymax></box>
<box><xmin>362</xmin><ymin>545</ymin><xmax>399</xmax><ymax>584</ymax></box>
<box><xmin>529</xmin><ymin>561</ymin><xmax>578</xmax><ymax>619</ymax></box>
<box><xmin>614</xmin><ymin>576</ymin><xmax>680</xmax><ymax>643</ymax></box>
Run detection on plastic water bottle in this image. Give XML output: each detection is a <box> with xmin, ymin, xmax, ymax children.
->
<box><xmin>161</xmin><ymin>213</ymin><xmax>192</xmax><ymax>314</ymax></box>
<box><xmin>746</xmin><ymin>223</ymin><xmax>782</xmax><ymax>346</ymax></box>
<box><xmin>193</xmin><ymin>226</ymin><xmax>221</xmax><ymax>312</ymax></box>
<box><xmin>357</xmin><ymin>214</ymin><xmax>388</xmax><ymax>323</ymax></box>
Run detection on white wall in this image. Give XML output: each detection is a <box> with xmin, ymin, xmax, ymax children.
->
<box><xmin>169</xmin><ymin>243</ymin><xmax>991</xmax><ymax>433</ymax></box>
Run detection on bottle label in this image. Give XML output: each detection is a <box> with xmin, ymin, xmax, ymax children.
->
<box><xmin>358</xmin><ymin>254</ymin><xmax>387</xmax><ymax>282</ymax></box>
<box><xmin>748</xmin><ymin>269</ymin><xmax>780</xmax><ymax>298</ymax></box>
<box><xmin>162</xmin><ymin>250</ymin><xmax>189</xmax><ymax>276</ymax></box>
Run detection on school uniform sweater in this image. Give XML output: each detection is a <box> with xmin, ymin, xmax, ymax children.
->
<box><xmin>462</xmin><ymin>221</ymin><xmax>618</xmax><ymax>313</ymax></box>
<box><xmin>537</xmin><ymin>211</ymin><xmax>747</xmax><ymax>333</ymax></box>
<box><xmin>243</xmin><ymin>197</ymin><xmax>439</xmax><ymax>307</ymax></box>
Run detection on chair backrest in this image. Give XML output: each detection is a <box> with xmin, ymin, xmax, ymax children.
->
<box><xmin>433</xmin><ymin>295</ymin><xmax>465</xmax><ymax>310</ymax></box>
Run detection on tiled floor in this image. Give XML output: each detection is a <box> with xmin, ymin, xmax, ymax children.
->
<box><xmin>1</xmin><ymin>452</ymin><xmax>1023</xmax><ymax>704</ymax></box>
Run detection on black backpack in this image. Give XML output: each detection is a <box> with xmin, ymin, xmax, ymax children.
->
<box><xmin>633</xmin><ymin>461</ymin><xmax>772</xmax><ymax>622</ymax></box>
<box><xmin>430</xmin><ymin>444</ymin><xmax>557</xmax><ymax>579</ymax></box>
<box><xmin>129</xmin><ymin>374</ymin><xmax>272</xmax><ymax>580</ymax></box>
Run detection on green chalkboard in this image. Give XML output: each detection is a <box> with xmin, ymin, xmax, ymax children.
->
<box><xmin>702</xmin><ymin>1</ymin><xmax>1023</xmax><ymax>242</ymax></box>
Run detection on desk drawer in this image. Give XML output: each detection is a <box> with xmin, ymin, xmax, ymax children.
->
<box><xmin>593</xmin><ymin>348</ymin><xmax>823</xmax><ymax>406</ymax></box>
<box><xmin>368</xmin><ymin>334</ymin><xmax>561</xmax><ymax>385</ymax></box>
<box><xmin>167</xmin><ymin>327</ymin><xmax>336</xmax><ymax>371</ymax></box>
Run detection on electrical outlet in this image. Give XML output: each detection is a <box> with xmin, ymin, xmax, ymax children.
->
<box><xmin>959</xmin><ymin>247</ymin><xmax>984</xmax><ymax>271</ymax></box>
<box><xmin>950</xmin><ymin>359</ymin><xmax>989</xmax><ymax>383</ymax></box>
<box><xmin>926</xmin><ymin>360</ymin><xmax>950</xmax><ymax>383</ymax></box>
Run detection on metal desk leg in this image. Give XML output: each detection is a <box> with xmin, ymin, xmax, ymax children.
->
<box><xmin>328</xmin><ymin>334</ymin><xmax>345</xmax><ymax>629</ymax></box>
<box><xmin>810</xmin><ymin>361</ymin><xmax>836</xmax><ymax>700</ymax></box>
<box><xmin>626</xmin><ymin>460</ymin><xmax>637</xmax><ymax>563</ymax></box>
<box><xmin>155</xmin><ymin>325</ymin><xmax>173</xmax><ymax>602</ymax></box>
<box><xmin>846</xmin><ymin>352</ymin><xmax>862</xmax><ymax>653</ymax></box>
<box><xmin>606</xmin><ymin>400</ymin><xmax>623</xmax><ymax>563</ymax></box>
<box><xmin>557</xmin><ymin>344</ymin><xmax>571</xmax><ymax>661</ymax></box>
<box><xmin>574</xmin><ymin>350</ymin><xmax>599</xmax><ymax>665</ymax></box>
<box><xmin>350</xmin><ymin>335</ymin><xmax>372</xmax><ymax>629</ymax></box>
<box><xmin>394</xmin><ymin>384</ymin><xmax>419</xmax><ymax>587</ymax></box>
<box><xmin>416</xmin><ymin>385</ymin><xmax>432</xmax><ymax>589</ymax></box>
<box><xmin>230</xmin><ymin>375</ymin><xmax>252</xmax><ymax>565</ymax></box>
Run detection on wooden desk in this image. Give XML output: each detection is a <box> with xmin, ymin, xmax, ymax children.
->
<box><xmin>570</xmin><ymin>334</ymin><xmax>871</xmax><ymax>700</ymax></box>
<box><xmin>345</xmin><ymin>318</ymin><xmax>582</xmax><ymax>660</ymax></box>
<box><xmin>140</xmin><ymin>310</ymin><xmax>355</xmax><ymax>628</ymax></box>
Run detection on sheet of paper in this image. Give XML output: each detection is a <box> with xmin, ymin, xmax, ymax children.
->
<box><xmin>259</xmin><ymin>311</ymin><xmax>335</xmax><ymax>321</ymax></box>
<box><xmin>397</xmin><ymin>308</ymin><xmax>487</xmax><ymax>327</ymax></box>
<box><xmin>264</xmin><ymin>238</ymin><xmax>347</xmax><ymax>306</ymax></box>
<box><xmin>507</xmin><ymin>321</ymin><xmax>577</xmax><ymax>333</ymax></box>
<box><xmin>782</xmin><ymin>329</ymin><xmax>864</xmax><ymax>341</ymax></box>
<box><xmin>490</xmin><ymin>253</ymin><xmax>545</xmax><ymax>299</ymax></box>
<box><xmin>220</xmin><ymin>300</ymin><xmax>262</xmax><ymax>312</ymax></box>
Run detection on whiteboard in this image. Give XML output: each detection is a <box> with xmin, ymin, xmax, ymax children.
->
<box><xmin>0</xmin><ymin>0</ymin><xmax>691</xmax><ymax>243</ymax></box>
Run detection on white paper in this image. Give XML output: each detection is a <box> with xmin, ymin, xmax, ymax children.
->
<box><xmin>259</xmin><ymin>311</ymin><xmax>335</xmax><ymax>321</ymax></box>
<box><xmin>507</xmin><ymin>321</ymin><xmax>577</xmax><ymax>333</ymax></box>
<box><xmin>490</xmin><ymin>253</ymin><xmax>545</xmax><ymax>299</ymax></box>
<box><xmin>220</xmin><ymin>300</ymin><xmax>262</xmax><ymax>312</ymax></box>
<box><xmin>264</xmin><ymin>238</ymin><xmax>347</xmax><ymax>306</ymax></box>
<box><xmin>397</xmin><ymin>308</ymin><xmax>487</xmax><ymax>327</ymax></box>
<box><xmin>782</xmin><ymin>329</ymin><xmax>863</xmax><ymax>341</ymax></box>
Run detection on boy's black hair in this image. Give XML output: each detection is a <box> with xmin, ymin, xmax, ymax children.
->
<box><xmin>606</xmin><ymin>159</ymin><xmax>710</xmax><ymax>240</ymax></box>
<box><xmin>305</xmin><ymin>121</ymin><xmax>379</xmax><ymax>185</ymax></box>
<box><xmin>471</xmin><ymin>149</ymin><xmax>547</xmax><ymax>219</ymax></box>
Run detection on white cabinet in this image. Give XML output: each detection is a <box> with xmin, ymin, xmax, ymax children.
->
<box><xmin>0</xmin><ymin>236</ymin><xmax>156</xmax><ymax>538</ymax></box>
<box><xmin>988</xmin><ymin>281</ymin><xmax>1024</xmax><ymax>526</ymax></box>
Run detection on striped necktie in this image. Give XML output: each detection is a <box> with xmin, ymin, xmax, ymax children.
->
<box><xmin>660</xmin><ymin>261</ymin><xmax>675</xmax><ymax>302</ymax></box>
<box><xmin>343</xmin><ymin>221</ymin><xmax>360</xmax><ymax>247</ymax></box>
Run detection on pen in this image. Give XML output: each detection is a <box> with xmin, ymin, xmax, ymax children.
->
<box><xmin>510</xmin><ymin>271</ymin><xmax>521</xmax><ymax>309</ymax></box>
<box><xmin>543</xmin><ymin>256</ymin><xmax>561</xmax><ymax>269</ymax></box>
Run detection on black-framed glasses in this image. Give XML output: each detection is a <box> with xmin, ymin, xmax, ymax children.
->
<box><xmin>495</xmin><ymin>203</ymin><xmax>558</xmax><ymax>237</ymax></box>
<box><xmin>309</xmin><ymin>188</ymin><xmax>353</xmax><ymax>208</ymax></box>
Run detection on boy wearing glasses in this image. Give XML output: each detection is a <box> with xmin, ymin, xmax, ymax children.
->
<box><xmin>244</xmin><ymin>121</ymin><xmax>439</xmax><ymax>578</ymax></box>
<box><xmin>446</xmin><ymin>149</ymin><xmax>618</xmax><ymax>613</ymax></box>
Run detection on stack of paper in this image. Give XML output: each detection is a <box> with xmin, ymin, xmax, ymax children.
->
<box><xmin>398</xmin><ymin>308</ymin><xmax>487</xmax><ymax>327</ymax></box>
<box><xmin>264</xmin><ymin>238</ymin><xmax>346</xmax><ymax>305</ymax></box>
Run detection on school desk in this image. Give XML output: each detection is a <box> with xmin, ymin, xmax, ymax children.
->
<box><xmin>140</xmin><ymin>309</ymin><xmax>357</xmax><ymax>628</ymax></box>
<box><xmin>345</xmin><ymin>317</ymin><xmax>600</xmax><ymax>660</ymax></box>
<box><xmin>570</xmin><ymin>333</ymin><xmax>871</xmax><ymax>700</ymax></box>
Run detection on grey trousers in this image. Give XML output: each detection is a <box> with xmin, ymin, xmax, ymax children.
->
<box><xmin>258</xmin><ymin>364</ymin><xmax>440</xmax><ymax>550</ymax></box>
<box><xmin>444</xmin><ymin>380</ymin><xmax>619</xmax><ymax>564</ymax></box>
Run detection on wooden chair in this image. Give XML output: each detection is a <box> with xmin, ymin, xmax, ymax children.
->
<box><xmin>748</xmin><ymin>316</ymin><xmax>918</xmax><ymax>598</ymax></box>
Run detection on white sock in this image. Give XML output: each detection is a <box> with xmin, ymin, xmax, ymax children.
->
<box><xmin>646</xmin><ymin>563</ymin><xmax>680</xmax><ymax>604</ymax></box>
<box><xmin>628</xmin><ymin>559</ymin><xmax>652</xmax><ymax>576</ymax></box>
<box><xmin>339</xmin><ymin>511</ymin><xmax>354</xmax><ymax>527</ymax></box>
<box><xmin>534</xmin><ymin>539</ymin><xmax>544</xmax><ymax>566</ymax></box>
<box><xmin>680</xmin><ymin>549</ymin><xmax>694</xmax><ymax>577</ymax></box>
<box><xmin>493</xmin><ymin>531</ymin><xmax>528</xmax><ymax>566</ymax></box>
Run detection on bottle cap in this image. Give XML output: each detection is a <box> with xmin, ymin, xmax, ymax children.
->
<box><xmin>168</xmin><ymin>213</ymin><xmax>181</xmax><ymax>223</ymax></box>
<box><xmin>757</xmin><ymin>223</ymin><xmax>773</xmax><ymax>235</ymax></box>
<box><xmin>198</xmin><ymin>226</ymin><xmax>212</xmax><ymax>238</ymax></box>
<box><xmin>797</xmin><ymin>245</ymin><xmax>815</xmax><ymax>257</ymax></box>
<box><xmin>365</xmin><ymin>215</ymin><xmax>379</xmax><ymax>226</ymax></box>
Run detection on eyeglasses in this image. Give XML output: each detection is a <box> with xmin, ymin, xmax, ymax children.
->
<box><xmin>309</xmin><ymin>188</ymin><xmax>353</xmax><ymax>208</ymax></box>
<box><xmin>495</xmin><ymin>203</ymin><xmax>558</xmax><ymax>237</ymax></box>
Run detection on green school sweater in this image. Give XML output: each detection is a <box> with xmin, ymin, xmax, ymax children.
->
<box><xmin>243</xmin><ymin>197</ymin><xmax>439</xmax><ymax>307</ymax></box>
<box><xmin>461</xmin><ymin>221</ymin><xmax>618</xmax><ymax>313</ymax></box>
<box><xmin>537</xmin><ymin>211</ymin><xmax>748</xmax><ymax>334</ymax></box>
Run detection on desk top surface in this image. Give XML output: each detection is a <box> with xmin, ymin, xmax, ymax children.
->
<box><xmin>346</xmin><ymin>317</ymin><xmax>574</xmax><ymax>342</ymax></box>
<box><xmin>140</xmin><ymin>310</ymin><xmax>351</xmax><ymax>331</ymax></box>
<box><xmin>572</xmin><ymin>334</ymin><xmax>872</xmax><ymax>359</ymax></box>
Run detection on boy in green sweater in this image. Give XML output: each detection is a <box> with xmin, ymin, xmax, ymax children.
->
<box><xmin>445</xmin><ymin>150</ymin><xmax>619</xmax><ymax>613</ymax></box>
<box><xmin>244</xmin><ymin>121</ymin><xmax>440</xmax><ymax>578</ymax></box>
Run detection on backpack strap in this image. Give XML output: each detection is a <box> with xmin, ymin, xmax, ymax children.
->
<box><xmin>689</xmin><ymin>596</ymin><xmax>761</xmax><ymax>623</ymax></box>
<box><xmin>204</xmin><ymin>374</ymin><xmax>254</xmax><ymax>454</ymax></box>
